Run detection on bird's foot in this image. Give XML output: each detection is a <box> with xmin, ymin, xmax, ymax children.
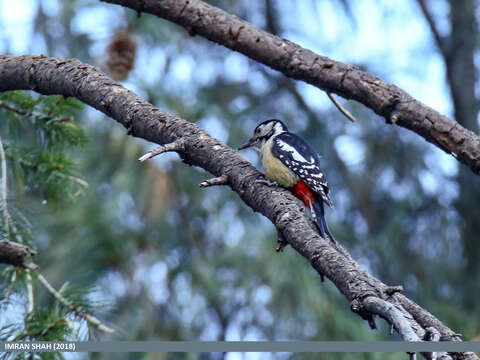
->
<box><xmin>276</xmin><ymin>231</ymin><xmax>289</xmax><ymax>252</ymax></box>
<box><xmin>256</xmin><ymin>178</ymin><xmax>279</xmax><ymax>187</ymax></box>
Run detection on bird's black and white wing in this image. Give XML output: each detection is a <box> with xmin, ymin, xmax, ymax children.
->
<box><xmin>272</xmin><ymin>132</ymin><xmax>332</xmax><ymax>207</ymax></box>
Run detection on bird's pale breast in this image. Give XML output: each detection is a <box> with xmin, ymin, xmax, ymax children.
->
<box><xmin>261</xmin><ymin>138</ymin><xmax>298</xmax><ymax>188</ymax></box>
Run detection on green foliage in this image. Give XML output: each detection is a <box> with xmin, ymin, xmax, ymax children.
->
<box><xmin>0</xmin><ymin>91</ymin><xmax>88</xmax><ymax>203</ymax></box>
<box><xmin>20</xmin><ymin>308</ymin><xmax>70</xmax><ymax>341</ymax></box>
<box><xmin>57</xmin><ymin>281</ymin><xmax>110</xmax><ymax>316</ymax></box>
<box><xmin>1</xmin><ymin>92</ymin><xmax>86</xmax><ymax>146</ymax></box>
<box><xmin>0</xmin><ymin>307</ymin><xmax>70</xmax><ymax>360</ymax></box>
<box><xmin>0</xmin><ymin>91</ymin><xmax>108</xmax><ymax>354</ymax></box>
<box><xmin>1</xmin><ymin>267</ymin><xmax>30</xmax><ymax>294</ymax></box>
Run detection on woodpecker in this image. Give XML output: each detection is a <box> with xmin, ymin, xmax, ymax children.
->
<box><xmin>238</xmin><ymin>119</ymin><xmax>335</xmax><ymax>242</ymax></box>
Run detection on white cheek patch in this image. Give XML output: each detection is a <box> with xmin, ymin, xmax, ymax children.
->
<box><xmin>277</xmin><ymin>140</ymin><xmax>314</xmax><ymax>164</ymax></box>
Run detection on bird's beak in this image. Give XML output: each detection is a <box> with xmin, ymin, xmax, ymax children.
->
<box><xmin>238</xmin><ymin>137</ymin><xmax>256</xmax><ymax>150</ymax></box>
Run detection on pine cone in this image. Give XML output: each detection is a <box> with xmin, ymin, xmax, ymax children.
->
<box><xmin>106</xmin><ymin>31</ymin><xmax>137</xmax><ymax>81</ymax></box>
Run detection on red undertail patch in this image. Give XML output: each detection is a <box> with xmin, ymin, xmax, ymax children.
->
<box><xmin>293</xmin><ymin>181</ymin><xmax>315</xmax><ymax>207</ymax></box>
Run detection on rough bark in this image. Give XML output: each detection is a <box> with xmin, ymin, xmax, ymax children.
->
<box><xmin>0</xmin><ymin>55</ymin><xmax>477</xmax><ymax>359</ymax></box>
<box><xmin>100</xmin><ymin>0</ymin><xmax>480</xmax><ymax>176</ymax></box>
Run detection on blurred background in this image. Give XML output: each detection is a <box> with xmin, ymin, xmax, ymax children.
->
<box><xmin>0</xmin><ymin>0</ymin><xmax>479</xmax><ymax>359</ymax></box>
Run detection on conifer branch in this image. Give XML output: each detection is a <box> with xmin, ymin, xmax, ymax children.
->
<box><xmin>0</xmin><ymin>136</ymin><xmax>11</xmax><ymax>235</ymax></box>
<box><xmin>0</xmin><ymin>99</ymin><xmax>27</xmax><ymax>116</ymax></box>
<box><xmin>26</xmin><ymin>270</ymin><xmax>34</xmax><ymax>314</ymax></box>
<box><xmin>6</xmin><ymin>154</ymin><xmax>89</xmax><ymax>191</ymax></box>
<box><xmin>0</xmin><ymin>137</ymin><xmax>37</xmax><ymax>314</ymax></box>
<box><xmin>37</xmin><ymin>273</ymin><xmax>114</xmax><ymax>334</ymax></box>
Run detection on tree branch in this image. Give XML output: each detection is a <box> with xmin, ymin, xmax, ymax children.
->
<box><xmin>416</xmin><ymin>0</ymin><xmax>448</xmax><ymax>55</ymax></box>
<box><xmin>362</xmin><ymin>297</ymin><xmax>421</xmax><ymax>342</ymax></box>
<box><xmin>0</xmin><ymin>240</ymin><xmax>37</xmax><ymax>269</ymax></box>
<box><xmin>200</xmin><ymin>175</ymin><xmax>229</xmax><ymax>187</ymax></box>
<box><xmin>37</xmin><ymin>273</ymin><xmax>114</xmax><ymax>333</ymax></box>
<box><xmin>138</xmin><ymin>139</ymin><xmax>185</xmax><ymax>162</ymax></box>
<box><xmin>326</xmin><ymin>92</ymin><xmax>356</xmax><ymax>122</ymax></box>
<box><xmin>100</xmin><ymin>0</ymin><xmax>480</xmax><ymax>176</ymax></box>
<box><xmin>0</xmin><ymin>55</ymin><xmax>476</xmax><ymax>359</ymax></box>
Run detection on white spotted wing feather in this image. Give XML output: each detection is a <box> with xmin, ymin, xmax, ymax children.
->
<box><xmin>272</xmin><ymin>133</ymin><xmax>333</xmax><ymax>207</ymax></box>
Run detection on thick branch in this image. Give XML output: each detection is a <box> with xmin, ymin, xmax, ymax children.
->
<box><xmin>101</xmin><ymin>0</ymin><xmax>480</xmax><ymax>176</ymax></box>
<box><xmin>0</xmin><ymin>55</ymin><xmax>476</xmax><ymax>359</ymax></box>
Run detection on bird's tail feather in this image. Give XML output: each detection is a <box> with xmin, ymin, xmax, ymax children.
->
<box><xmin>313</xmin><ymin>195</ymin><xmax>336</xmax><ymax>243</ymax></box>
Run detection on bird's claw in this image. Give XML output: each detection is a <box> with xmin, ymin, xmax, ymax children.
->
<box><xmin>256</xmin><ymin>178</ymin><xmax>279</xmax><ymax>187</ymax></box>
<box><xmin>276</xmin><ymin>240</ymin><xmax>288</xmax><ymax>252</ymax></box>
<box><xmin>276</xmin><ymin>230</ymin><xmax>289</xmax><ymax>252</ymax></box>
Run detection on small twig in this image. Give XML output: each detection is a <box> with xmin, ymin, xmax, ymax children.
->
<box><xmin>0</xmin><ymin>100</ymin><xmax>27</xmax><ymax>116</ymax></box>
<box><xmin>416</xmin><ymin>0</ymin><xmax>447</xmax><ymax>55</ymax></box>
<box><xmin>26</xmin><ymin>270</ymin><xmax>34</xmax><ymax>314</ymax></box>
<box><xmin>60</xmin><ymin>174</ymin><xmax>89</xmax><ymax>189</ymax></box>
<box><xmin>0</xmin><ymin>136</ymin><xmax>11</xmax><ymax>234</ymax></box>
<box><xmin>10</xmin><ymin>155</ymin><xmax>89</xmax><ymax>190</ymax></box>
<box><xmin>138</xmin><ymin>139</ymin><xmax>185</xmax><ymax>162</ymax></box>
<box><xmin>10</xmin><ymin>156</ymin><xmax>34</xmax><ymax>168</ymax></box>
<box><xmin>23</xmin><ymin>262</ymin><xmax>38</xmax><ymax>270</ymax></box>
<box><xmin>37</xmin><ymin>273</ymin><xmax>114</xmax><ymax>333</ymax></box>
<box><xmin>199</xmin><ymin>174</ymin><xmax>228</xmax><ymax>187</ymax></box>
<box><xmin>327</xmin><ymin>92</ymin><xmax>356</xmax><ymax>122</ymax></box>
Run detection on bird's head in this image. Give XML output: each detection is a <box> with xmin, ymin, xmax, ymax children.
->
<box><xmin>238</xmin><ymin>119</ymin><xmax>288</xmax><ymax>150</ymax></box>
